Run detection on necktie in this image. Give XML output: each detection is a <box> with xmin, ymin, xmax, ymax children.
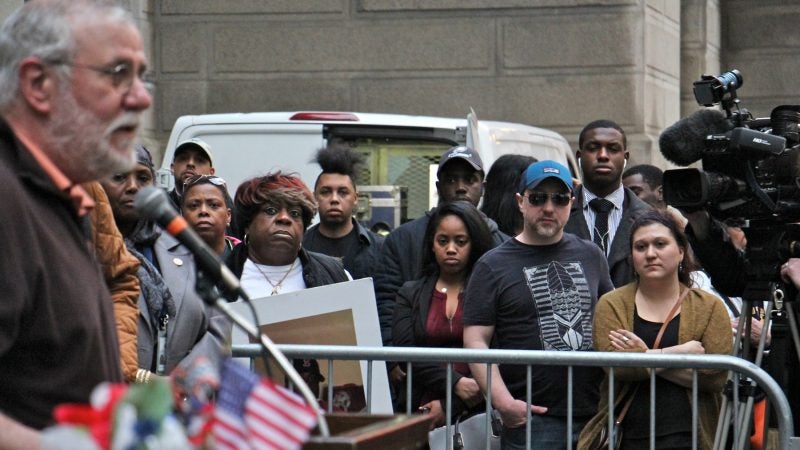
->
<box><xmin>589</xmin><ymin>198</ymin><xmax>614</xmax><ymax>255</ymax></box>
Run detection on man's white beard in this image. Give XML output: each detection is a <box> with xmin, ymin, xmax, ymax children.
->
<box><xmin>44</xmin><ymin>86</ymin><xmax>139</xmax><ymax>183</ymax></box>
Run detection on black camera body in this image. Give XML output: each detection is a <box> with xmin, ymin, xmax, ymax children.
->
<box><xmin>664</xmin><ymin>69</ymin><xmax>800</xmax><ymax>222</ymax></box>
<box><xmin>662</xmin><ymin>70</ymin><xmax>800</xmax><ymax>298</ymax></box>
<box><xmin>664</xmin><ymin>125</ymin><xmax>800</xmax><ymax>221</ymax></box>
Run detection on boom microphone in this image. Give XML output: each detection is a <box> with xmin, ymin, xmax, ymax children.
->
<box><xmin>659</xmin><ymin>109</ymin><xmax>734</xmax><ymax>166</ymax></box>
<box><xmin>134</xmin><ymin>187</ymin><xmax>244</xmax><ymax>301</ymax></box>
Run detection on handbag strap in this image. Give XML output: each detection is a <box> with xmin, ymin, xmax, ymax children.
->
<box><xmin>653</xmin><ymin>287</ymin><xmax>689</xmax><ymax>350</ymax></box>
<box><xmin>614</xmin><ymin>287</ymin><xmax>690</xmax><ymax>425</ymax></box>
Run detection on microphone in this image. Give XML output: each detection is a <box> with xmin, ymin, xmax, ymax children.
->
<box><xmin>659</xmin><ymin>109</ymin><xmax>733</xmax><ymax>166</ymax></box>
<box><xmin>134</xmin><ymin>187</ymin><xmax>244</xmax><ymax>300</ymax></box>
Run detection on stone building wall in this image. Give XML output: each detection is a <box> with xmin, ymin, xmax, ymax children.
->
<box><xmin>0</xmin><ymin>0</ymin><xmax>797</xmax><ymax>168</ymax></box>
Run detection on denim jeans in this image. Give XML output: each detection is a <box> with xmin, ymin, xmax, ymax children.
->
<box><xmin>500</xmin><ymin>414</ymin><xmax>590</xmax><ymax>450</ymax></box>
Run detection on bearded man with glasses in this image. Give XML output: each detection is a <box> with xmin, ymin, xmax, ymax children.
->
<box><xmin>464</xmin><ymin>160</ymin><xmax>613</xmax><ymax>450</ymax></box>
<box><xmin>0</xmin><ymin>0</ymin><xmax>152</xmax><ymax>444</ymax></box>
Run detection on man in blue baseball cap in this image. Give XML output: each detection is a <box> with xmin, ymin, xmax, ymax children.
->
<box><xmin>464</xmin><ymin>160</ymin><xmax>613</xmax><ymax>449</ymax></box>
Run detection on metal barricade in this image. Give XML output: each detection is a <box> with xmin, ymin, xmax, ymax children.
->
<box><xmin>232</xmin><ymin>344</ymin><xmax>796</xmax><ymax>450</ymax></box>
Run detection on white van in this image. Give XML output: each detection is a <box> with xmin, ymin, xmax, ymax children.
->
<box><xmin>158</xmin><ymin>111</ymin><xmax>576</xmax><ymax>226</ymax></box>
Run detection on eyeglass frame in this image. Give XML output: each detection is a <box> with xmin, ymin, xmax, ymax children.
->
<box><xmin>522</xmin><ymin>191</ymin><xmax>573</xmax><ymax>207</ymax></box>
<box><xmin>50</xmin><ymin>60</ymin><xmax>155</xmax><ymax>94</ymax></box>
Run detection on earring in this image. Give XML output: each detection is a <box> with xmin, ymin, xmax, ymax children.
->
<box><xmin>679</xmin><ymin>262</ymin><xmax>684</xmax><ymax>273</ymax></box>
<box><xmin>243</xmin><ymin>234</ymin><xmax>249</xmax><ymax>246</ymax></box>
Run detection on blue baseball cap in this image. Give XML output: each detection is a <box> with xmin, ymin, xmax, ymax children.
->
<box><xmin>519</xmin><ymin>160</ymin><xmax>574</xmax><ymax>193</ymax></box>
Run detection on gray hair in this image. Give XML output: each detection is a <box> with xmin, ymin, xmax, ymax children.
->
<box><xmin>0</xmin><ymin>0</ymin><xmax>133</xmax><ymax>112</ymax></box>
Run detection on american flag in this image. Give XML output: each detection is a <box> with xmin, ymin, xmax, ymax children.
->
<box><xmin>213</xmin><ymin>359</ymin><xmax>319</xmax><ymax>450</ymax></box>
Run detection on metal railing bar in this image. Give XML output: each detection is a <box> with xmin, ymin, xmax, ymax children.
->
<box><xmin>405</xmin><ymin>361</ymin><xmax>413</xmax><ymax>415</ymax></box>
<box><xmin>693</xmin><ymin>369</ymin><xmax>699</xmax><ymax>450</ymax></box>
<box><xmin>232</xmin><ymin>345</ymin><xmax>794</xmax><ymax>449</ymax></box>
<box><xmin>650</xmin><ymin>369</ymin><xmax>656</xmax><ymax>450</ymax></box>
<box><xmin>567</xmin><ymin>365</ymin><xmax>573</xmax><ymax>450</ymax></box>
<box><xmin>526</xmin><ymin>364</ymin><xmax>532</xmax><ymax>450</ymax></box>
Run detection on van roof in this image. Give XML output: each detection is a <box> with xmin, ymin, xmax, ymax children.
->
<box><xmin>172</xmin><ymin>111</ymin><xmax>469</xmax><ymax>130</ymax></box>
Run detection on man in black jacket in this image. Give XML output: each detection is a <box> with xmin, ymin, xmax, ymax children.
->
<box><xmin>373</xmin><ymin>146</ymin><xmax>508</xmax><ymax>383</ymax></box>
<box><xmin>303</xmin><ymin>144</ymin><xmax>384</xmax><ymax>280</ymax></box>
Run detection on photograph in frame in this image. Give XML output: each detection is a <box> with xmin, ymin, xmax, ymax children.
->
<box><xmin>229</xmin><ymin>278</ymin><xmax>392</xmax><ymax>413</ymax></box>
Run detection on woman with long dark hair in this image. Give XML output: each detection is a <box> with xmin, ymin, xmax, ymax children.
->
<box><xmin>392</xmin><ymin>201</ymin><xmax>496</xmax><ymax>427</ymax></box>
<box><xmin>579</xmin><ymin>210</ymin><xmax>732</xmax><ymax>450</ymax></box>
<box><xmin>481</xmin><ymin>154</ymin><xmax>536</xmax><ymax>236</ymax></box>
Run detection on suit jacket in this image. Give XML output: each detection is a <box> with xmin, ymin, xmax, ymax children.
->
<box><xmin>564</xmin><ymin>186</ymin><xmax>652</xmax><ymax>287</ymax></box>
<box><xmin>138</xmin><ymin>233</ymin><xmax>231</xmax><ymax>374</ymax></box>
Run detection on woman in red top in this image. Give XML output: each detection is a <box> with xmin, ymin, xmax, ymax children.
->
<box><xmin>392</xmin><ymin>201</ymin><xmax>496</xmax><ymax>427</ymax></box>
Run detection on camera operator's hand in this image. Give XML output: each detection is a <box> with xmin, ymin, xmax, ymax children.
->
<box><xmin>682</xmin><ymin>210</ymin><xmax>712</xmax><ymax>239</ymax></box>
<box><xmin>731</xmin><ymin>317</ymin><xmax>771</xmax><ymax>346</ymax></box>
<box><xmin>780</xmin><ymin>258</ymin><xmax>800</xmax><ymax>289</ymax></box>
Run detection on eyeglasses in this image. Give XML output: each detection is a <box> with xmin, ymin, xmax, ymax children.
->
<box><xmin>524</xmin><ymin>191</ymin><xmax>572</xmax><ymax>207</ymax></box>
<box><xmin>54</xmin><ymin>61</ymin><xmax>155</xmax><ymax>94</ymax></box>
<box><xmin>183</xmin><ymin>174</ymin><xmax>227</xmax><ymax>190</ymax></box>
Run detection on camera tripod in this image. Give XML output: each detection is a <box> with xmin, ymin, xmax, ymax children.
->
<box><xmin>713</xmin><ymin>283</ymin><xmax>800</xmax><ymax>450</ymax></box>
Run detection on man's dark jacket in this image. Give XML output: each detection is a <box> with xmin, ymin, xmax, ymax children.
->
<box><xmin>0</xmin><ymin>118</ymin><xmax>123</xmax><ymax>429</ymax></box>
<box><xmin>564</xmin><ymin>185</ymin><xmax>652</xmax><ymax>288</ymax></box>
<box><xmin>302</xmin><ymin>219</ymin><xmax>384</xmax><ymax>281</ymax></box>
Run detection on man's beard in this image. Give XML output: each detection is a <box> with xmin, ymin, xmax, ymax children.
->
<box><xmin>320</xmin><ymin>213</ymin><xmax>349</xmax><ymax>229</ymax></box>
<box><xmin>44</xmin><ymin>87</ymin><xmax>139</xmax><ymax>183</ymax></box>
<box><xmin>531</xmin><ymin>219</ymin><xmax>562</xmax><ymax>239</ymax></box>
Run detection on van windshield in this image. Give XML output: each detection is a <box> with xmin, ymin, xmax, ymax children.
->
<box><xmin>338</xmin><ymin>137</ymin><xmax>453</xmax><ymax>224</ymax></box>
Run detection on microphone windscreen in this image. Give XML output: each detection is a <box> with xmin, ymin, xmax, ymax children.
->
<box><xmin>659</xmin><ymin>109</ymin><xmax>733</xmax><ymax>166</ymax></box>
<box><xmin>133</xmin><ymin>187</ymin><xmax>173</xmax><ymax>223</ymax></box>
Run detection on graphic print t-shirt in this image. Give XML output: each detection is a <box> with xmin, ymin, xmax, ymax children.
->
<box><xmin>463</xmin><ymin>234</ymin><xmax>613</xmax><ymax>416</ymax></box>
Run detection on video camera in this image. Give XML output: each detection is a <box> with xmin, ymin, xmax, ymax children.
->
<box><xmin>660</xmin><ymin>70</ymin><xmax>800</xmax><ymax>298</ymax></box>
<box><xmin>661</xmin><ymin>70</ymin><xmax>800</xmax><ymax>223</ymax></box>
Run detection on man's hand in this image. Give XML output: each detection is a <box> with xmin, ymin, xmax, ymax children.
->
<box><xmin>419</xmin><ymin>399</ymin><xmax>445</xmax><ymax>429</ymax></box>
<box><xmin>781</xmin><ymin>258</ymin><xmax>800</xmax><ymax>289</ymax></box>
<box><xmin>454</xmin><ymin>377</ymin><xmax>483</xmax><ymax>407</ymax></box>
<box><xmin>495</xmin><ymin>399</ymin><xmax>548</xmax><ymax>429</ymax></box>
<box><xmin>732</xmin><ymin>317</ymin><xmax>770</xmax><ymax>345</ymax></box>
<box><xmin>390</xmin><ymin>365</ymin><xmax>406</xmax><ymax>383</ymax></box>
<box><xmin>682</xmin><ymin>210</ymin><xmax>712</xmax><ymax>239</ymax></box>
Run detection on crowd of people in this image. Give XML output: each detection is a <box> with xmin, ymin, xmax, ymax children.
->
<box><xmin>1</xmin><ymin>1</ymin><xmax>798</xmax><ymax>450</ymax></box>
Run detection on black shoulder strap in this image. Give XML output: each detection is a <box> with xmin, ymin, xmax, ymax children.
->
<box><xmin>719</xmin><ymin>292</ymin><xmax>740</xmax><ymax>318</ymax></box>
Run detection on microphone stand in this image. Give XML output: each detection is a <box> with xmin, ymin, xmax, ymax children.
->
<box><xmin>194</xmin><ymin>270</ymin><xmax>330</xmax><ymax>437</ymax></box>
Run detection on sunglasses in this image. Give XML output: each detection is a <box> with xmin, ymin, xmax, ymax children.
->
<box><xmin>183</xmin><ymin>174</ymin><xmax>227</xmax><ymax>189</ymax></box>
<box><xmin>524</xmin><ymin>191</ymin><xmax>572</xmax><ymax>207</ymax></box>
